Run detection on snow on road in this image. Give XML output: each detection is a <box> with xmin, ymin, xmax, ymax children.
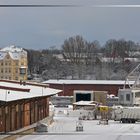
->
<box><xmin>17</xmin><ymin>107</ymin><xmax>140</xmax><ymax>140</ymax></box>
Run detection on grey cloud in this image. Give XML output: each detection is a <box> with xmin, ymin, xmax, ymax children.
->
<box><xmin>0</xmin><ymin>0</ymin><xmax>140</xmax><ymax>49</ymax></box>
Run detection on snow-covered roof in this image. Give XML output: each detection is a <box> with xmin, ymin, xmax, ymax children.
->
<box><xmin>73</xmin><ymin>101</ymin><xmax>97</xmax><ymax>106</ymax></box>
<box><xmin>100</xmin><ymin>57</ymin><xmax>122</xmax><ymax>63</ymax></box>
<box><xmin>0</xmin><ymin>45</ymin><xmax>27</xmax><ymax>60</ymax></box>
<box><xmin>0</xmin><ymin>52</ymin><xmax>7</xmax><ymax>60</ymax></box>
<box><xmin>1</xmin><ymin>45</ymin><xmax>23</xmax><ymax>52</ymax></box>
<box><xmin>43</xmin><ymin>79</ymin><xmax>135</xmax><ymax>85</ymax></box>
<box><xmin>9</xmin><ymin>52</ymin><xmax>20</xmax><ymax>59</ymax></box>
<box><xmin>99</xmin><ymin>57</ymin><xmax>140</xmax><ymax>63</ymax></box>
<box><xmin>119</xmin><ymin>88</ymin><xmax>140</xmax><ymax>93</ymax></box>
<box><xmin>107</xmin><ymin>94</ymin><xmax>118</xmax><ymax>98</ymax></box>
<box><xmin>124</xmin><ymin>58</ymin><xmax>140</xmax><ymax>62</ymax></box>
<box><xmin>0</xmin><ymin>81</ymin><xmax>61</xmax><ymax>102</ymax></box>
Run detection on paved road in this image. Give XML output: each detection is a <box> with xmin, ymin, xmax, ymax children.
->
<box><xmin>17</xmin><ymin>108</ymin><xmax>140</xmax><ymax>140</ymax></box>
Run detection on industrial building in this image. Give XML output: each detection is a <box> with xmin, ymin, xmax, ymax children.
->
<box><xmin>0</xmin><ymin>80</ymin><xmax>61</xmax><ymax>132</ymax></box>
<box><xmin>44</xmin><ymin>80</ymin><xmax>134</xmax><ymax>96</ymax></box>
<box><xmin>73</xmin><ymin>90</ymin><xmax>107</xmax><ymax>105</ymax></box>
<box><xmin>0</xmin><ymin>45</ymin><xmax>28</xmax><ymax>81</ymax></box>
<box><xmin>118</xmin><ymin>88</ymin><xmax>140</xmax><ymax>106</ymax></box>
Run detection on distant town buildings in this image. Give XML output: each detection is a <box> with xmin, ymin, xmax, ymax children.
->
<box><xmin>0</xmin><ymin>45</ymin><xmax>28</xmax><ymax>81</ymax></box>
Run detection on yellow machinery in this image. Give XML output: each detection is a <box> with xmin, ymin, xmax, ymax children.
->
<box><xmin>98</xmin><ymin>105</ymin><xmax>109</xmax><ymax>125</ymax></box>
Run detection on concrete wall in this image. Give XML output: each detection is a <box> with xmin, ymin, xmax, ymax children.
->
<box><xmin>93</xmin><ymin>91</ymin><xmax>107</xmax><ymax>105</ymax></box>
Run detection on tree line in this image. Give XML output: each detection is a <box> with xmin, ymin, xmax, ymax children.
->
<box><xmin>26</xmin><ymin>35</ymin><xmax>140</xmax><ymax>81</ymax></box>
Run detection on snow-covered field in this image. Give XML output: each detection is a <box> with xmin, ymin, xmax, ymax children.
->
<box><xmin>17</xmin><ymin>107</ymin><xmax>140</xmax><ymax>140</ymax></box>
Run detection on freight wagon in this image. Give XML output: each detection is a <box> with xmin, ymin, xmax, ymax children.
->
<box><xmin>112</xmin><ymin>106</ymin><xmax>140</xmax><ymax>123</ymax></box>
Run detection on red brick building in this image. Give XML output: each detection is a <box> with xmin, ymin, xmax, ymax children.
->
<box><xmin>44</xmin><ymin>80</ymin><xmax>134</xmax><ymax>96</ymax></box>
<box><xmin>0</xmin><ymin>80</ymin><xmax>61</xmax><ymax>132</ymax></box>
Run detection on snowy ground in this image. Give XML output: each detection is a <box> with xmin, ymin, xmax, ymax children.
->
<box><xmin>17</xmin><ymin>107</ymin><xmax>140</xmax><ymax>140</ymax></box>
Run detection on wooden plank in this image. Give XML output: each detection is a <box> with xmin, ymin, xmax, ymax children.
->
<box><xmin>34</xmin><ymin>101</ymin><xmax>38</xmax><ymax>122</ymax></box>
<box><xmin>30</xmin><ymin>101</ymin><xmax>35</xmax><ymax>124</ymax></box>
<box><xmin>11</xmin><ymin>105</ymin><xmax>16</xmax><ymax>131</ymax></box>
<box><xmin>24</xmin><ymin>103</ymin><xmax>30</xmax><ymax>126</ymax></box>
<box><xmin>0</xmin><ymin>107</ymin><xmax>5</xmax><ymax>132</ymax></box>
<box><xmin>16</xmin><ymin>104</ymin><xmax>20</xmax><ymax>130</ymax></box>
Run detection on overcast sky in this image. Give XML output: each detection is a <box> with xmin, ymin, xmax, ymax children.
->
<box><xmin>0</xmin><ymin>0</ymin><xmax>140</xmax><ymax>49</ymax></box>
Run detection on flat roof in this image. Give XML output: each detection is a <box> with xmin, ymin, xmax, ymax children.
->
<box><xmin>119</xmin><ymin>88</ymin><xmax>140</xmax><ymax>93</ymax></box>
<box><xmin>43</xmin><ymin>79</ymin><xmax>135</xmax><ymax>85</ymax></box>
<box><xmin>73</xmin><ymin>101</ymin><xmax>96</xmax><ymax>106</ymax></box>
<box><xmin>0</xmin><ymin>80</ymin><xmax>61</xmax><ymax>102</ymax></box>
<box><xmin>73</xmin><ymin>101</ymin><xmax>98</xmax><ymax>106</ymax></box>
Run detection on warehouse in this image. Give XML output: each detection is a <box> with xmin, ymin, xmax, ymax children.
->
<box><xmin>73</xmin><ymin>90</ymin><xmax>107</xmax><ymax>105</ymax></box>
<box><xmin>44</xmin><ymin>80</ymin><xmax>134</xmax><ymax>96</ymax></box>
<box><xmin>0</xmin><ymin>80</ymin><xmax>61</xmax><ymax>132</ymax></box>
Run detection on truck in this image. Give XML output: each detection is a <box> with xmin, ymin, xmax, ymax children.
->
<box><xmin>112</xmin><ymin>106</ymin><xmax>140</xmax><ymax>123</ymax></box>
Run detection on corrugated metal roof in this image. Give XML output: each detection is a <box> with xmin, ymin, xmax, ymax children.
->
<box><xmin>43</xmin><ymin>79</ymin><xmax>135</xmax><ymax>85</ymax></box>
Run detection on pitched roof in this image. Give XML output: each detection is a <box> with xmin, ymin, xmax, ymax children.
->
<box><xmin>0</xmin><ymin>45</ymin><xmax>27</xmax><ymax>60</ymax></box>
<box><xmin>0</xmin><ymin>80</ymin><xmax>61</xmax><ymax>102</ymax></box>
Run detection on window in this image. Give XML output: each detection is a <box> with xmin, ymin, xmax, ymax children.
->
<box><xmin>1</xmin><ymin>69</ymin><xmax>3</xmax><ymax>73</ymax></box>
<box><xmin>135</xmin><ymin>92</ymin><xmax>140</xmax><ymax>97</ymax></box>
<box><xmin>20</xmin><ymin>68</ymin><xmax>26</xmax><ymax>74</ymax></box>
<box><xmin>1</xmin><ymin>62</ymin><xmax>3</xmax><ymax>66</ymax></box>
<box><xmin>120</xmin><ymin>95</ymin><xmax>124</xmax><ymax>101</ymax></box>
<box><xmin>126</xmin><ymin>94</ymin><xmax>130</xmax><ymax>101</ymax></box>
<box><xmin>15</xmin><ymin>77</ymin><xmax>18</xmax><ymax>80</ymax></box>
<box><xmin>7</xmin><ymin>55</ymin><xmax>9</xmax><ymax>59</ymax></box>
<box><xmin>15</xmin><ymin>68</ymin><xmax>18</xmax><ymax>73</ymax></box>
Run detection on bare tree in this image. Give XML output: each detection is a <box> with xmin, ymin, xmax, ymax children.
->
<box><xmin>62</xmin><ymin>35</ymin><xmax>88</xmax><ymax>64</ymax></box>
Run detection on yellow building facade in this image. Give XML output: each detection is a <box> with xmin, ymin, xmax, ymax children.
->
<box><xmin>0</xmin><ymin>45</ymin><xmax>28</xmax><ymax>81</ymax></box>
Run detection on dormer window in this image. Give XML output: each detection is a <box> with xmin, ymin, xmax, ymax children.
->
<box><xmin>7</xmin><ymin>55</ymin><xmax>9</xmax><ymax>59</ymax></box>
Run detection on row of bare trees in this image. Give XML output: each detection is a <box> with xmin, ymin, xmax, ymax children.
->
<box><xmin>62</xmin><ymin>35</ymin><xmax>99</xmax><ymax>65</ymax></box>
<box><xmin>27</xmin><ymin>35</ymin><xmax>140</xmax><ymax>81</ymax></box>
